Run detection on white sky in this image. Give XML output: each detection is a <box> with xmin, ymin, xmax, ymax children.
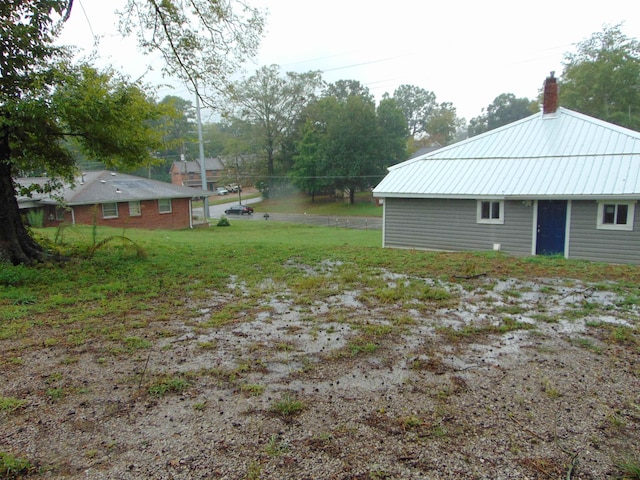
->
<box><xmin>59</xmin><ymin>0</ymin><xmax>640</xmax><ymax>122</ymax></box>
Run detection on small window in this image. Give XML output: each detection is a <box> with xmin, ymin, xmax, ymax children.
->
<box><xmin>477</xmin><ymin>200</ymin><xmax>504</xmax><ymax>224</ymax></box>
<box><xmin>102</xmin><ymin>203</ymin><xmax>118</xmax><ymax>219</ymax></box>
<box><xmin>158</xmin><ymin>198</ymin><xmax>172</xmax><ymax>214</ymax></box>
<box><xmin>55</xmin><ymin>206</ymin><xmax>66</xmax><ymax>220</ymax></box>
<box><xmin>129</xmin><ymin>201</ymin><xmax>141</xmax><ymax>217</ymax></box>
<box><xmin>597</xmin><ymin>202</ymin><xmax>635</xmax><ymax>231</ymax></box>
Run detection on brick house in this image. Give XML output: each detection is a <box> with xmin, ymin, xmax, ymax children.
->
<box><xmin>17</xmin><ymin>171</ymin><xmax>210</xmax><ymax>229</ymax></box>
<box><xmin>170</xmin><ymin>158</ymin><xmax>225</xmax><ymax>190</ymax></box>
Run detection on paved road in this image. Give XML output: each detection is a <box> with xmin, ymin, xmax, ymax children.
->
<box><xmin>208</xmin><ymin>197</ymin><xmax>382</xmax><ymax>230</ymax></box>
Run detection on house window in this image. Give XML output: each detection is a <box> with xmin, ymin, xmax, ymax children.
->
<box><xmin>477</xmin><ymin>200</ymin><xmax>504</xmax><ymax>224</ymax></box>
<box><xmin>158</xmin><ymin>198</ymin><xmax>172</xmax><ymax>214</ymax></box>
<box><xmin>102</xmin><ymin>203</ymin><xmax>118</xmax><ymax>219</ymax></box>
<box><xmin>597</xmin><ymin>202</ymin><xmax>635</xmax><ymax>231</ymax></box>
<box><xmin>55</xmin><ymin>206</ymin><xmax>66</xmax><ymax>220</ymax></box>
<box><xmin>129</xmin><ymin>201</ymin><xmax>141</xmax><ymax>217</ymax></box>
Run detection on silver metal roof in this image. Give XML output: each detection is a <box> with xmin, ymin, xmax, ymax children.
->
<box><xmin>17</xmin><ymin>171</ymin><xmax>210</xmax><ymax>205</ymax></box>
<box><xmin>373</xmin><ymin>108</ymin><xmax>640</xmax><ymax>199</ymax></box>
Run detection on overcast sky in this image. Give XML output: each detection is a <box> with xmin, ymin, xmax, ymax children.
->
<box><xmin>59</xmin><ymin>0</ymin><xmax>640</xmax><ymax>121</ymax></box>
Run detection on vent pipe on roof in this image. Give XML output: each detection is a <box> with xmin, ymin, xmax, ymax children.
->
<box><xmin>543</xmin><ymin>72</ymin><xmax>559</xmax><ymax>114</ymax></box>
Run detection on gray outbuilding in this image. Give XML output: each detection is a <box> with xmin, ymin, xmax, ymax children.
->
<box><xmin>373</xmin><ymin>74</ymin><xmax>640</xmax><ymax>264</ymax></box>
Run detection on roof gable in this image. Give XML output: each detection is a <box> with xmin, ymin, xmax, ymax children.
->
<box><xmin>375</xmin><ymin>108</ymin><xmax>640</xmax><ymax>199</ymax></box>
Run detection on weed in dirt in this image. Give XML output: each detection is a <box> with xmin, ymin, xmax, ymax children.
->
<box><xmin>436</xmin><ymin>317</ymin><xmax>534</xmax><ymax>343</ymax></box>
<box><xmin>358</xmin><ymin>323</ymin><xmax>395</xmax><ymax>336</ymax></box>
<box><xmin>606</xmin><ymin>411</ymin><xmax>627</xmax><ymax>429</ymax></box>
<box><xmin>615</xmin><ymin>455</ymin><xmax>640</xmax><ymax>479</ymax></box>
<box><xmin>0</xmin><ymin>396</ymin><xmax>27</xmax><ymax>412</ymax></box>
<box><xmin>541</xmin><ymin>378</ymin><xmax>561</xmax><ymax>399</ymax></box>
<box><xmin>347</xmin><ymin>338</ymin><xmax>379</xmax><ymax>356</ymax></box>
<box><xmin>0</xmin><ymin>451</ymin><xmax>32</xmax><ymax>478</ymax></box>
<box><xmin>148</xmin><ymin>376</ymin><xmax>188</xmax><ymax>397</ymax></box>
<box><xmin>240</xmin><ymin>384</ymin><xmax>265</xmax><ymax>396</ymax></box>
<box><xmin>264</xmin><ymin>435</ymin><xmax>290</xmax><ymax>457</ymax></box>
<box><xmin>390</xmin><ymin>314</ymin><xmax>417</xmax><ymax>326</ymax></box>
<box><xmin>570</xmin><ymin>336</ymin><xmax>604</xmax><ymax>353</ymax></box>
<box><xmin>46</xmin><ymin>387</ymin><xmax>65</xmax><ymax>402</ymax></box>
<box><xmin>271</xmin><ymin>394</ymin><xmax>305</xmax><ymax>416</ymax></box>
<box><xmin>124</xmin><ymin>336</ymin><xmax>151</xmax><ymax>351</ymax></box>
<box><xmin>529</xmin><ymin>312</ymin><xmax>558</xmax><ymax>323</ymax></box>
<box><xmin>246</xmin><ymin>460</ymin><xmax>262</xmax><ymax>479</ymax></box>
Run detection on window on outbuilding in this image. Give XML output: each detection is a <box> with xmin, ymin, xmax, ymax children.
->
<box><xmin>102</xmin><ymin>203</ymin><xmax>118</xmax><ymax>219</ymax></box>
<box><xmin>158</xmin><ymin>198</ymin><xmax>172</xmax><ymax>214</ymax></box>
<box><xmin>477</xmin><ymin>200</ymin><xmax>504</xmax><ymax>224</ymax></box>
<box><xmin>597</xmin><ymin>202</ymin><xmax>635</xmax><ymax>231</ymax></box>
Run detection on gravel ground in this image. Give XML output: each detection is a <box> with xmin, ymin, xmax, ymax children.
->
<box><xmin>2</xmin><ymin>268</ymin><xmax>639</xmax><ymax>479</ymax></box>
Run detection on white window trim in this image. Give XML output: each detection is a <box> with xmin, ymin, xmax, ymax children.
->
<box><xmin>129</xmin><ymin>201</ymin><xmax>142</xmax><ymax>217</ymax></box>
<box><xmin>158</xmin><ymin>198</ymin><xmax>172</xmax><ymax>214</ymax></box>
<box><xmin>477</xmin><ymin>200</ymin><xmax>504</xmax><ymax>225</ymax></box>
<box><xmin>597</xmin><ymin>201</ymin><xmax>635</xmax><ymax>231</ymax></box>
<box><xmin>102</xmin><ymin>203</ymin><xmax>118</xmax><ymax>219</ymax></box>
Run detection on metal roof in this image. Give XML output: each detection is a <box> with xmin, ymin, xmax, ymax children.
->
<box><xmin>373</xmin><ymin>108</ymin><xmax>640</xmax><ymax>199</ymax></box>
<box><xmin>17</xmin><ymin>171</ymin><xmax>210</xmax><ymax>206</ymax></box>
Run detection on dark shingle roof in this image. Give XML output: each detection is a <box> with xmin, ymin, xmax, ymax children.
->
<box><xmin>17</xmin><ymin>171</ymin><xmax>210</xmax><ymax>206</ymax></box>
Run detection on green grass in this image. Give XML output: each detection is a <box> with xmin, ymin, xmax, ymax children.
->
<box><xmin>0</xmin><ymin>451</ymin><xmax>32</xmax><ymax>478</ymax></box>
<box><xmin>148</xmin><ymin>376</ymin><xmax>189</xmax><ymax>397</ymax></box>
<box><xmin>1</xmin><ymin>222</ymin><xmax>639</xmax><ymax>358</ymax></box>
<box><xmin>0</xmin><ymin>396</ymin><xmax>27</xmax><ymax>412</ymax></box>
<box><xmin>257</xmin><ymin>191</ymin><xmax>382</xmax><ymax>216</ymax></box>
<box><xmin>616</xmin><ymin>455</ymin><xmax>640</xmax><ymax>479</ymax></box>
<box><xmin>271</xmin><ymin>393</ymin><xmax>305</xmax><ymax>416</ymax></box>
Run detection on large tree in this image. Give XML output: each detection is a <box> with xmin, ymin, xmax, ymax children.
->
<box><xmin>560</xmin><ymin>24</ymin><xmax>640</xmax><ymax>131</ymax></box>
<box><xmin>468</xmin><ymin>93</ymin><xmax>538</xmax><ymax>137</ymax></box>
<box><xmin>226</xmin><ymin>65</ymin><xmax>324</xmax><ymax>196</ymax></box>
<box><xmin>292</xmin><ymin>87</ymin><xmax>406</xmax><ymax>203</ymax></box>
<box><xmin>388</xmin><ymin>84</ymin><xmax>437</xmax><ymax>138</ymax></box>
<box><xmin>1</xmin><ymin>0</ymin><xmax>264</xmax><ymax>265</ymax></box>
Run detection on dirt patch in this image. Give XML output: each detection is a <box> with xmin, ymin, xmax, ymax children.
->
<box><xmin>1</xmin><ymin>270</ymin><xmax>639</xmax><ymax>479</ymax></box>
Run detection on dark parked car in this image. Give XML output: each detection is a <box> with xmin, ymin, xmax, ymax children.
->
<box><xmin>224</xmin><ymin>204</ymin><xmax>254</xmax><ymax>215</ymax></box>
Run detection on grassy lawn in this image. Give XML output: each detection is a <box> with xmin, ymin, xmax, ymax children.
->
<box><xmin>1</xmin><ymin>222</ymin><xmax>638</xmax><ymax>336</ymax></box>
<box><xmin>196</xmin><ymin>190</ymin><xmax>382</xmax><ymax>216</ymax></box>
<box><xmin>248</xmin><ymin>190</ymin><xmax>382</xmax><ymax>216</ymax></box>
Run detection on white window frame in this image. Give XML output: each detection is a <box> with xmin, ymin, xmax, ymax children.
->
<box><xmin>477</xmin><ymin>200</ymin><xmax>504</xmax><ymax>224</ymax></box>
<box><xmin>158</xmin><ymin>198</ymin><xmax>172</xmax><ymax>214</ymax></box>
<box><xmin>597</xmin><ymin>201</ymin><xmax>635</xmax><ymax>231</ymax></box>
<box><xmin>102</xmin><ymin>203</ymin><xmax>118</xmax><ymax>219</ymax></box>
<box><xmin>129</xmin><ymin>201</ymin><xmax>142</xmax><ymax>217</ymax></box>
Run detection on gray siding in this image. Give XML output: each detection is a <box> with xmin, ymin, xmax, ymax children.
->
<box><xmin>383</xmin><ymin>198</ymin><xmax>533</xmax><ymax>256</ymax></box>
<box><xmin>568</xmin><ymin>201</ymin><xmax>640</xmax><ymax>264</ymax></box>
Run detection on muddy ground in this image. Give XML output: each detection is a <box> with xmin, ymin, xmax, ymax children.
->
<box><xmin>2</xmin><ymin>267</ymin><xmax>639</xmax><ymax>479</ymax></box>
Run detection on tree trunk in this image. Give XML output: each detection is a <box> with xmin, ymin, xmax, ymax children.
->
<box><xmin>0</xmin><ymin>131</ymin><xmax>44</xmax><ymax>265</ymax></box>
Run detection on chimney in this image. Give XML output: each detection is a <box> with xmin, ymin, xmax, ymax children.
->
<box><xmin>543</xmin><ymin>72</ymin><xmax>558</xmax><ymax>114</ymax></box>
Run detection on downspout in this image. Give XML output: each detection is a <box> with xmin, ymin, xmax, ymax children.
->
<box><xmin>71</xmin><ymin>207</ymin><xmax>76</xmax><ymax>225</ymax></box>
<box><xmin>189</xmin><ymin>199</ymin><xmax>193</xmax><ymax>229</ymax></box>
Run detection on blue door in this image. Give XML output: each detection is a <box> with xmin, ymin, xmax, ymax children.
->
<box><xmin>536</xmin><ymin>200</ymin><xmax>567</xmax><ymax>255</ymax></box>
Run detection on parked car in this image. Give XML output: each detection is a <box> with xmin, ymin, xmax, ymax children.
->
<box><xmin>224</xmin><ymin>204</ymin><xmax>254</xmax><ymax>215</ymax></box>
<box><xmin>225</xmin><ymin>184</ymin><xmax>242</xmax><ymax>193</ymax></box>
<box><xmin>216</xmin><ymin>188</ymin><xmax>229</xmax><ymax>195</ymax></box>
